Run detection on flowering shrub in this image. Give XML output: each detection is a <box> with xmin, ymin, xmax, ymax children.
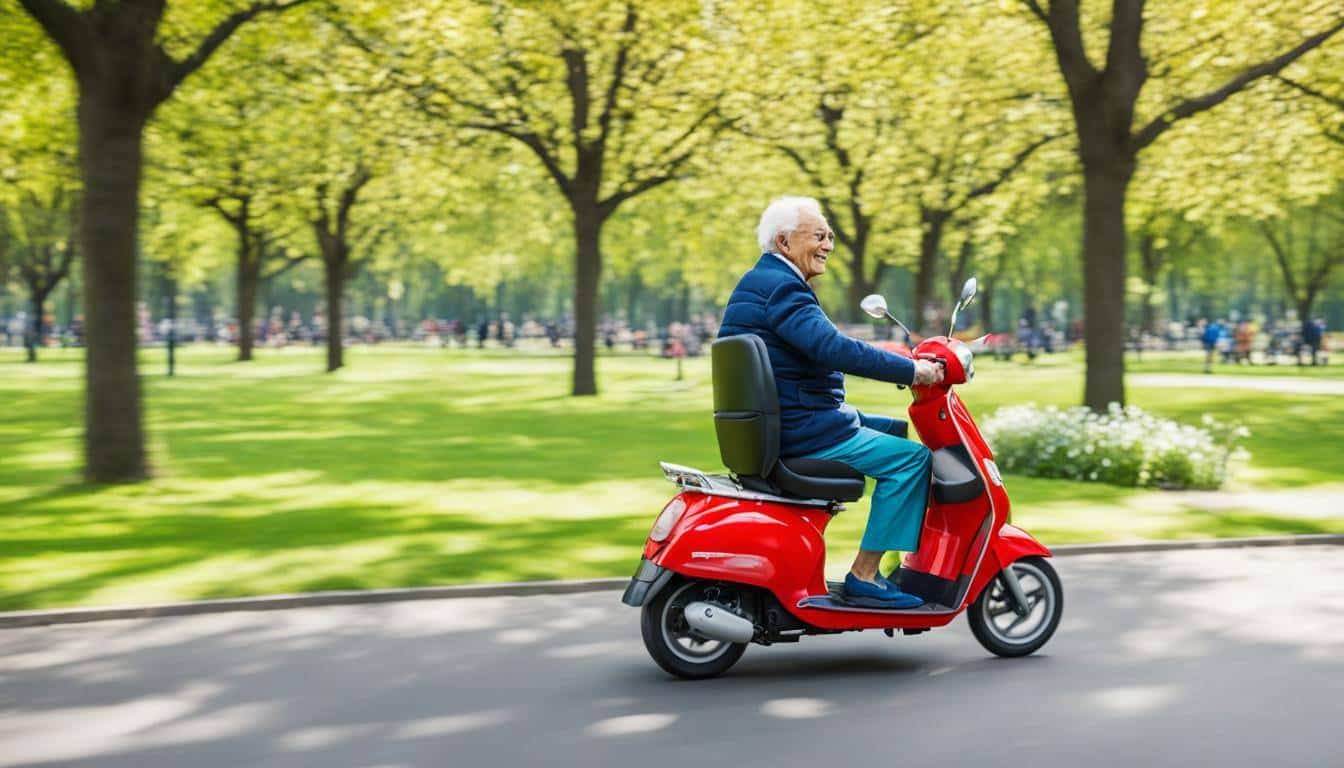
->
<box><xmin>981</xmin><ymin>403</ymin><xmax>1248</xmax><ymax>490</ymax></box>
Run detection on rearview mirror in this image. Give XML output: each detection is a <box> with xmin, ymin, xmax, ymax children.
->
<box><xmin>860</xmin><ymin>294</ymin><xmax>888</xmax><ymax>320</ymax></box>
<box><xmin>959</xmin><ymin>277</ymin><xmax>978</xmax><ymax>306</ymax></box>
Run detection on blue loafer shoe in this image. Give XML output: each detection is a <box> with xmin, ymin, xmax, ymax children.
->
<box><xmin>842</xmin><ymin>573</ymin><xmax>925</xmax><ymax>609</ymax></box>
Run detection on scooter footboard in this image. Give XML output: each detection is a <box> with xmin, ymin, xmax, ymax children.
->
<box><xmin>965</xmin><ymin>523</ymin><xmax>1051</xmax><ymax>606</ymax></box>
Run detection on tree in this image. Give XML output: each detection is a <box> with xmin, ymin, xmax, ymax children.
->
<box><xmin>278</xmin><ymin>18</ymin><xmax>412</xmax><ymax>373</ymax></box>
<box><xmin>0</xmin><ymin>9</ymin><xmax>78</xmax><ymax>363</ymax></box>
<box><xmin>5</xmin><ymin>188</ymin><xmax>77</xmax><ymax>362</ymax></box>
<box><xmin>1020</xmin><ymin>0</ymin><xmax>1344</xmax><ymax>410</ymax></box>
<box><xmin>153</xmin><ymin>32</ymin><xmax>308</xmax><ymax>362</ymax></box>
<box><xmin>14</xmin><ymin>0</ymin><xmax>312</xmax><ymax>481</ymax></box>
<box><xmin>1258</xmin><ymin>191</ymin><xmax>1344</xmax><ymax>322</ymax></box>
<box><xmin>735</xmin><ymin>1</ymin><xmax>1063</xmax><ymax>325</ymax></box>
<box><xmin>351</xmin><ymin>0</ymin><xmax>732</xmax><ymax>395</ymax></box>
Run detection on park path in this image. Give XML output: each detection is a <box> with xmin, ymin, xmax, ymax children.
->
<box><xmin>1128</xmin><ymin>372</ymin><xmax>1344</xmax><ymax>395</ymax></box>
<box><xmin>3</xmin><ymin>546</ymin><xmax>1342</xmax><ymax>768</ymax></box>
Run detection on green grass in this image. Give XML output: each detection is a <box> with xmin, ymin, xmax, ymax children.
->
<box><xmin>1124</xmin><ymin>349</ymin><xmax>1344</xmax><ymax>378</ymax></box>
<box><xmin>2</xmin><ymin>344</ymin><xmax>1342</xmax><ymax>611</ymax></box>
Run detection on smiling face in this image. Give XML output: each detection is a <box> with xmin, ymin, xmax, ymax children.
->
<box><xmin>776</xmin><ymin>209</ymin><xmax>835</xmax><ymax>281</ymax></box>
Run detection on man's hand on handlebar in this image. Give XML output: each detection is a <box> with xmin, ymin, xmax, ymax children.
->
<box><xmin>912</xmin><ymin>359</ymin><xmax>944</xmax><ymax>387</ymax></box>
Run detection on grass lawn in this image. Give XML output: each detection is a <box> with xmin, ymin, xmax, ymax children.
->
<box><xmin>1124</xmin><ymin>349</ymin><xmax>1344</xmax><ymax>378</ymax></box>
<box><xmin>3</xmin><ymin>344</ymin><xmax>1342</xmax><ymax>611</ymax></box>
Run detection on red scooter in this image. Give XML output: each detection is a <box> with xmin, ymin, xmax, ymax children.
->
<box><xmin>622</xmin><ymin>278</ymin><xmax>1063</xmax><ymax>679</ymax></box>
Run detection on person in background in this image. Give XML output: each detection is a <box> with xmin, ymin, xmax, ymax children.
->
<box><xmin>1302</xmin><ymin>316</ymin><xmax>1324</xmax><ymax>366</ymax></box>
<box><xmin>1200</xmin><ymin>317</ymin><xmax>1222</xmax><ymax>373</ymax></box>
<box><xmin>1234</xmin><ymin>319</ymin><xmax>1255</xmax><ymax>365</ymax></box>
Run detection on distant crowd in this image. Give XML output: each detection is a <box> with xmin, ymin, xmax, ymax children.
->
<box><xmin>2</xmin><ymin>304</ymin><xmax>1332</xmax><ymax>368</ymax></box>
<box><xmin>1183</xmin><ymin>316</ymin><xmax>1331</xmax><ymax>370</ymax></box>
<box><xmin>1</xmin><ymin>303</ymin><xmax>722</xmax><ymax>360</ymax></box>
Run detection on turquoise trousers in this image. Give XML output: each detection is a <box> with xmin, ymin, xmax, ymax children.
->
<box><xmin>806</xmin><ymin>427</ymin><xmax>932</xmax><ymax>552</ymax></box>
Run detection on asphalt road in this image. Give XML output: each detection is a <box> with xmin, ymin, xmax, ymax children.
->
<box><xmin>4</xmin><ymin>546</ymin><xmax>1343</xmax><ymax>768</ymax></box>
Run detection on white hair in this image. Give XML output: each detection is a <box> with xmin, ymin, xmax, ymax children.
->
<box><xmin>756</xmin><ymin>196</ymin><xmax>824</xmax><ymax>253</ymax></box>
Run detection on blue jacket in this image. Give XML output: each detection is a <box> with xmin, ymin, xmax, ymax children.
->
<box><xmin>717</xmin><ymin>254</ymin><xmax>916</xmax><ymax>457</ymax></box>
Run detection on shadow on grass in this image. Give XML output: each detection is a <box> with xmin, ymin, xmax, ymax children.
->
<box><xmin>0</xmin><ymin>491</ymin><xmax>654</xmax><ymax>610</ymax></box>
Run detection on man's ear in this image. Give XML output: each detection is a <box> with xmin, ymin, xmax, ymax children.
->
<box><xmin>777</xmin><ymin>234</ymin><xmax>789</xmax><ymax>254</ymax></box>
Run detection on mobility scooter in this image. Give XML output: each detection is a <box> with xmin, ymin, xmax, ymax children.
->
<box><xmin>621</xmin><ymin>278</ymin><xmax>1063</xmax><ymax>678</ymax></box>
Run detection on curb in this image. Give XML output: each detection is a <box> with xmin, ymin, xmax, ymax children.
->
<box><xmin>4</xmin><ymin>534</ymin><xmax>1342</xmax><ymax>630</ymax></box>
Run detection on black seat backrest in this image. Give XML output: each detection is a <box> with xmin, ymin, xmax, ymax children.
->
<box><xmin>711</xmin><ymin>334</ymin><xmax>779</xmax><ymax>478</ymax></box>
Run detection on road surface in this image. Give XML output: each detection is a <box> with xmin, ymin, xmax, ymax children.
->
<box><xmin>4</xmin><ymin>546</ymin><xmax>1343</xmax><ymax>767</ymax></box>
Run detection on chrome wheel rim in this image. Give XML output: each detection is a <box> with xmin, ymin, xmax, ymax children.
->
<box><xmin>980</xmin><ymin>561</ymin><xmax>1056</xmax><ymax>647</ymax></box>
<box><xmin>661</xmin><ymin>582</ymin><xmax>733</xmax><ymax>664</ymax></box>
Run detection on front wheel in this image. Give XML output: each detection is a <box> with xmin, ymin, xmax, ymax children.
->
<box><xmin>968</xmin><ymin>556</ymin><xmax>1063</xmax><ymax>658</ymax></box>
<box><xmin>641</xmin><ymin>579</ymin><xmax>748</xmax><ymax>679</ymax></box>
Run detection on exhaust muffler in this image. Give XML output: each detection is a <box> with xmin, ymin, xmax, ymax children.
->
<box><xmin>683</xmin><ymin>601</ymin><xmax>754</xmax><ymax>644</ymax></box>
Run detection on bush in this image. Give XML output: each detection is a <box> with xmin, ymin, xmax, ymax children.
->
<box><xmin>981</xmin><ymin>403</ymin><xmax>1248</xmax><ymax>490</ymax></box>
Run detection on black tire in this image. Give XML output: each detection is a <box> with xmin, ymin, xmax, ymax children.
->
<box><xmin>640</xmin><ymin>580</ymin><xmax>748</xmax><ymax>680</ymax></box>
<box><xmin>968</xmin><ymin>556</ymin><xmax>1063</xmax><ymax>658</ymax></box>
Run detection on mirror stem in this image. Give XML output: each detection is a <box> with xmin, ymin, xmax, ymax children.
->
<box><xmin>885</xmin><ymin>311</ymin><xmax>913</xmax><ymax>343</ymax></box>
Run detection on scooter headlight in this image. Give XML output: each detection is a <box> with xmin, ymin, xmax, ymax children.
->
<box><xmin>951</xmin><ymin>339</ymin><xmax>975</xmax><ymax>382</ymax></box>
<box><xmin>649</xmin><ymin>497</ymin><xmax>687</xmax><ymax>542</ymax></box>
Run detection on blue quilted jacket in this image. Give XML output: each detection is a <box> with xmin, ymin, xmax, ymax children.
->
<box><xmin>717</xmin><ymin>254</ymin><xmax>916</xmax><ymax>457</ymax></box>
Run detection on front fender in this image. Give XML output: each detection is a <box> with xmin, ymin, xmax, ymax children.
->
<box><xmin>965</xmin><ymin>523</ymin><xmax>1051</xmax><ymax>606</ymax></box>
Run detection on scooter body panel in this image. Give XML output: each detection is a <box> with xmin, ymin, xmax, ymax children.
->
<box><xmin>648</xmin><ymin>491</ymin><xmax>832</xmax><ymax>598</ymax></box>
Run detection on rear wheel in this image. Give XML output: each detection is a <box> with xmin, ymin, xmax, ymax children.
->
<box><xmin>641</xmin><ymin>580</ymin><xmax>748</xmax><ymax>679</ymax></box>
<box><xmin>968</xmin><ymin>556</ymin><xmax>1063</xmax><ymax>657</ymax></box>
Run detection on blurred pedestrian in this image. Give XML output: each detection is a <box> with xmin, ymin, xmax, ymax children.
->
<box><xmin>1301</xmin><ymin>316</ymin><xmax>1324</xmax><ymax>366</ymax></box>
<box><xmin>1234</xmin><ymin>319</ymin><xmax>1255</xmax><ymax>365</ymax></box>
<box><xmin>1200</xmin><ymin>317</ymin><xmax>1222</xmax><ymax>373</ymax></box>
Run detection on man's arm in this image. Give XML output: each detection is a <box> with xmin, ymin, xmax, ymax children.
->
<box><xmin>766</xmin><ymin>280</ymin><xmax>915</xmax><ymax>385</ymax></box>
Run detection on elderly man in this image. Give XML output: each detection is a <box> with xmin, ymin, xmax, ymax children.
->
<box><xmin>717</xmin><ymin>196</ymin><xmax>941</xmax><ymax>609</ymax></box>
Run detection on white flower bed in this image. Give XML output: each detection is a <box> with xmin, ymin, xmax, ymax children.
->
<box><xmin>981</xmin><ymin>403</ymin><xmax>1248</xmax><ymax>490</ymax></box>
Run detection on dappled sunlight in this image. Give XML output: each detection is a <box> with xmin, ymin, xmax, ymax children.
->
<box><xmin>585</xmin><ymin>713</ymin><xmax>679</xmax><ymax>737</ymax></box>
<box><xmin>1088</xmin><ymin>685</ymin><xmax>1180</xmax><ymax>717</ymax></box>
<box><xmin>394</xmin><ymin>709</ymin><xmax>513</xmax><ymax>739</ymax></box>
<box><xmin>277</xmin><ymin>724</ymin><xmax>379</xmax><ymax>752</ymax></box>
<box><xmin>495</xmin><ymin>627</ymin><xmax>554</xmax><ymax>645</ymax></box>
<box><xmin>9</xmin><ymin>447</ymin><xmax>79</xmax><ymax>470</ymax></box>
<box><xmin>1147</xmin><ymin>548</ymin><xmax>1344</xmax><ymax>659</ymax></box>
<box><xmin>0</xmin><ymin>680</ymin><xmax>224</xmax><ymax>768</ymax></box>
<box><xmin>761</xmin><ymin>697</ymin><xmax>835</xmax><ymax>719</ymax></box>
<box><xmin>545</xmin><ymin>641</ymin><xmax>628</xmax><ymax>659</ymax></box>
<box><xmin>201</xmin><ymin>428</ymin><xmax>385</xmax><ymax>443</ymax></box>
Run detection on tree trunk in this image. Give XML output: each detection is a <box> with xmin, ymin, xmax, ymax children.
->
<box><xmin>915</xmin><ymin>209</ymin><xmax>948</xmax><ymax>334</ymax></box>
<box><xmin>841</xmin><ymin>231</ymin><xmax>878</xmax><ymax>322</ymax></box>
<box><xmin>1139</xmin><ymin>233</ymin><xmax>1159</xmax><ymax>335</ymax></box>
<box><xmin>27</xmin><ymin>289</ymin><xmax>45</xmax><ymax>363</ymax></box>
<box><xmin>1139</xmin><ymin>289</ymin><xmax>1156</xmax><ymax>337</ymax></box>
<box><xmin>626</xmin><ymin>272</ymin><xmax>642</xmax><ymax>326</ymax></box>
<box><xmin>571</xmin><ymin>202</ymin><xmax>602</xmax><ymax>396</ymax></box>
<box><xmin>77</xmin><ymin>90</ymin><xmax>148</xmax><ymax>482</ymax></box>
<box><xmin>845</xmin><ymin>272</ymin><xmax>878</xmax><ymax>322</ymax></box>
<box><xmin>1080</xmin><ymin>162</ymin><xmax>1133</xmax><ymax>411</ymax></box>
<box><xmin>236</xmin><ymin>259</ymin><xmax>258</xmax><ymax>362</ymax></box>
<box><xmin>949</xmin><ymin>238</ymin><xmax>974</xmax><ymax>325</ymax></box>
<box><xmin>323</xmin><ymin>257</ymin><xmax>344</xmax><ymax>372</ymax></box>
<box><xmin>980</xmin><ymin>282</ymin><xmax>996</xmax><ymax>334</ymax></box>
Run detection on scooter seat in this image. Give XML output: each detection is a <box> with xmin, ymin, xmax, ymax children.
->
<box><xmin>770</xmin><ymin>458</ymin><xmax>865</xmax><ymax>502</ymax></box>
